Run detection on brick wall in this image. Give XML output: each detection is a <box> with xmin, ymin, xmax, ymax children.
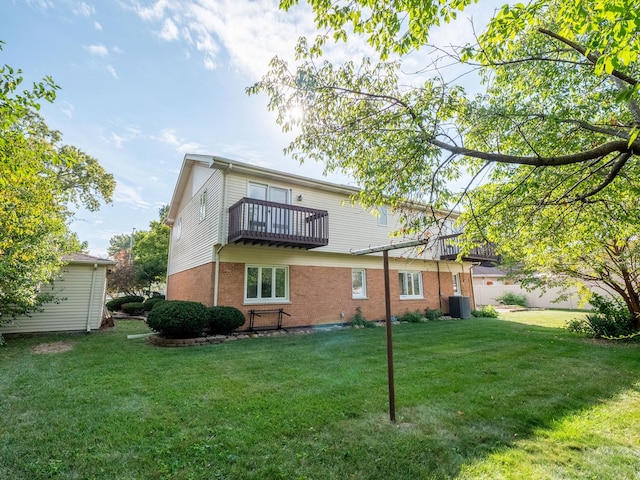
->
<box><xmin>166</xmin><ymin>263</ymin><xmax>215</xmax><ymax>306</ymax></box>
<box><xmin>168</xmin><ymin>262</ymin><xmax>476</xmax><ymax>329</ymax></box>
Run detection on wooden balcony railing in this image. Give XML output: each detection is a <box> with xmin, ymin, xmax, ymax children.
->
<box><xmin>437</xmin><ymin>233</ymin><xmax>499</xmax><ymax>263</ymax></box>
<box><xmin>228</xmin><ymin>197</ymin><xmax>329</xmax><ymax>249</ymax></box>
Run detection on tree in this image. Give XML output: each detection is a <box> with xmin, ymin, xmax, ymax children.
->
<box><xmin>133</xmin><ymin>207</ymin><xmax>170</xmax><ymax>294</ymax></box>
<box><xmin>251</xmin><ymin>0</ymin><xmax>640</xmax><ymax>214</ymax></box>
<box><xmin>251</xmin><ymin>0</ymin><xmax>640</xmax><ymax>321</ymax></box>
<box><xmin>0</xmin><ymin>43</ymin><xmax>115</xmax><ymax>325</ymax></box>
<box><xmin>107</xmin><ymin>206</ymin><xmax>169</xmax><ymax>297</ymax></box>
<box><xmin>464</xmin><ymin>179</ymin><xmax>640</xmax><ymax>326</ymax></box>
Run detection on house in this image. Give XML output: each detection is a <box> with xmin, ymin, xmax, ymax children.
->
<box><xmin>471</xmin><ymin>265</ymin><xmax>510</xmax><ymax>286</ymax></box>
<box><xmin>165</xmin><ymin>154</ymin><xmax>497</xmax><ymax>329</ymax></box>
<box><xmin>0</xmin><ymin>253</ymin><xmax>115</xmax><ymax>334</ymax></box>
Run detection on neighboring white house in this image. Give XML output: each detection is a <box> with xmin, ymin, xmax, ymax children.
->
<box><xmin>164</xmin><ymin>154</ymin><xmax>499</xmax><ymax>328</ymax></box>
<box><xmin>0</xmin><ymin>253</ymin><xmax>114</xmax><ymax>334</ymax></box>
<box><xmin>471</xmin><ymin>266</ymin><xmax>613</xmax><ymax>310</ymax></box>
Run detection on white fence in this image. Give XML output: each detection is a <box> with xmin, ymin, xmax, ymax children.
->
<box><xmin>473</xmin><ymin>284</ymin><xmax>614</xmax><ymax>310</ymax></box>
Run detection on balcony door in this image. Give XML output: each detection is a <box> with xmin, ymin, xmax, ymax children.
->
<box><xmin>248</xmin><ymin>183</ymin><xmax>291</xmax><ymax>234</ymax></box>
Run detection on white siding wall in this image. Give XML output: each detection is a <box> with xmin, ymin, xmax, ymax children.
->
<box><xmin>0</xmin><ymin>263</ymin><xmax>109</xmax><ymax>334</ymax></box>
<box><xmin>168</xmin><ymin>162</ymin><xmax>456</xmax><ymax>276</ymax></box>
<box><xmin>167</xmin><ymin>165</ymin><xmax>223</xmax><ymax>275</ymax></box>
<box><xmin>224</xmin><ymin>172</ymin><xmax>442</xmax><ymax>259</ymax></box>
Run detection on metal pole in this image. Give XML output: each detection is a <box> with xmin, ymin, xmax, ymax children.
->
<box><xmin>383</xmin><ymin>250</ymin><xmax>396</xmax><ymax>422</ymax></box>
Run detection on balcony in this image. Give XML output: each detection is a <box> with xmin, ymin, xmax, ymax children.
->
<box><xmin>437</xmin><ymin>233</ymin><xmax>499</xmax><ymax>264</ymax></box>
<box><xmin>228</xmin><ymin>197</ymin><xmax>329</xmax><ymax>249</ymax></box>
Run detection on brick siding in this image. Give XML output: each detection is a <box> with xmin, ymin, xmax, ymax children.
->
<box><xmin>166</xmin><ymin>263</ymin><xmax>215</xmax><ymax>306</ymax></box>
<box><xmin>167</xmin><ymin>262</ymin><xmax>475</xmax><ymax>330</ymax></box>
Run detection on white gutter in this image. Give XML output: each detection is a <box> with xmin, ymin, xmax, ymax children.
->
<box><xmin>213</xmin><ymin>166</ymin><xmax>229</xmax><ymax>306</ymax></box>
<box><xmin>86</xmin><ymin>263</ymin><xmax>98</xmax><ymax>332</ymax></box>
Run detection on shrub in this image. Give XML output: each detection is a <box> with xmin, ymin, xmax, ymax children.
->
<box><xmin>472</xmin><ymin>305</ymin><xmax>499</xmax><ymax>318</ymax></box>
<box><xmin>106</xmin><ymin>295</ymin><xmax>144</xmax><ymax>312</ymax></box>
<box><xmin>495</xmin><ymin>292</ymin><xmax>528</xmax><ymax>308</ymax></box>
<box><xmin>208</xmin><ymin>306</ymin><xmax>246</xmax><ymax>335</ymax></box>
<box><xmin>398</xmin><ymin>310</ymin><xmax>424</xmax><ymax>323</ymax></box>
<box><xmin>566</xmin><ymin>294</ymin><xmax>635</xmax><ymax>338</ymax></box>
<box><xmin>346</xmin><ymin>307</ymin><xmax>375</xmax><ymax>328</ymax></box>
<box><xmin>121</xmin><ymin>302</ymin><xmax>145</xmax><ymax>316</ymax></box>
<box><xmin>147</xmin><ymin>301</ymin><xmax>209</xmax><ymax>338</ymax></box>
<box><xmin>143</xmin><ymin>297</ymin><xmax>165</xmax><ymax>311</ymax></box>
<box><xmin>424</xmin><ymin>308</ymin><xmax>443</xmax><ymax>321</ymax></box>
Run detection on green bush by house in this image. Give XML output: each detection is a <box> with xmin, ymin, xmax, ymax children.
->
<box><xmin>106</xmin><ymin>295</ymin><xmax>145</xmax><ymax>311</ymax></box>
<box><xmin>143</xmin><ymin>297</ymin><xmax>165</xmax><ymax>311</ymax></box>
<box><xmin>495</xmin><ymin>292</ymin><xmax>528</xmax><ymax>307</ymax></box>
<box><xmin>121</xmin><ymin>302</ymin><xmax>145</xmax><ymax>315</ymax></box>
<box><xmin>207</xmin><ymin>306</ymin><xmax>246</xmax><ymax>335</ymax></box>
<box><xmin>147</xmin><ymin>301</ymin><xmax>209</xmax><ymax>338</ymax></box>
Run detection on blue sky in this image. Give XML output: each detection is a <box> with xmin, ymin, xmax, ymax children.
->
<box><xmin>2</xmin><ymin>0</ymin><xmax>496</xmax><ymax>257</ymax></box>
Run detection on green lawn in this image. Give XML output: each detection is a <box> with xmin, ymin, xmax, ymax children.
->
<box><xmin>1</xmin><ymin>314</ymin><xmax>639</xmax><ymax>479</ymax></box>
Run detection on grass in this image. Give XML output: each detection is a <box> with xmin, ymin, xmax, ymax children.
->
<box><xmin>1</xmin><ymin>313</ymin><xmax>639</xmax><ymax>479</ymax></box>
<box><xmin>498</xmin><ymin>309</ymin><xmax>583</xmax><ymax>329</ymax></box>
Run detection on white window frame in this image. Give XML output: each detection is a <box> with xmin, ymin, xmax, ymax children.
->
<box><xmin>352</xmin><ymin>268</ymin><xmax>367</xmax><ymax>299</ymax></box>
<box><xmin>377</xmin><ymin>205</ymin><xmax>388</xmax><ymax>226</ymax></box>
<box><xmin>244</xmin><ymin>265</ymin><xmax>289</xmax><ymax>304</ymax></box>
<box><xmin>198</xmin><ymin>190</ymin><xmax>207</xmax><ymax>222</ymax></box>
<box><xmin>452</xmin><ymin>273</ymin><xmax>461</xmax><ymax>296</ymax></box>
<box><xmin>399</xmin><ymin>271</ymin><xmax>423</xmax><ymax>299</ymax></box>
<box><xmin>174</xmin><ymin>216</ymin><xmax>182</xmax><ymax>240</ymax></box>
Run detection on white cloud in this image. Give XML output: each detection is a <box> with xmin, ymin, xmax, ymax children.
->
<box><xmin>131</xmin><ymin>0</ymin><xmax>171</xmax><ymax>22</ymax></box>
<box><xmin>154</xmin><ymin>128</ymin><xmax>206</xmax><ymax>154</ymax></box>
<box><xmin>113</xmin><ymin>183</ymin><xmax>151</xmax><ymax>210</ymax></box>
<box><xmin>158</xmin><ymin>18</ymin><xmax>180</xmax><ymax>41</ymax></box>
<box><xmin>84</xmin><ymin>44</ymin><xmax>109</xmax><ymax>56</ymax></box>
<box><xmin>94</xmin><ymin>21</ymin><xmax>102</xmax><ymax>31</ymax></box>
<box><xmin>127</xmin><ymin>0</ymin><xmax>320</xmax><ymax>78</ymax></box>
<box><xmin>59</xmin><ymin>101</ymin><xmax>75</xmax><ymax>118</ymax></box>
<box><xmin>111</xmin><ymin>125</ymin><xmax>141</xmax><ymax>148</ymax></box>
<box><xmin>73</xmin><ymin>2</ymin><xmax>94</xmax><ymax>17</ymax></box>
<box><xmin>105</xmin><ymin>65</ymin><xmax>119</xmax><ymax>79</ymax></box>
<box><xmin>24</xmin><ymin>0</ymin><xmax>54</xmax><ymax>11</ymax></box>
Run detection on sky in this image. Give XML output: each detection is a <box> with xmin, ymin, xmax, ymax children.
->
<box><xmin>2</xmin><ymin>0</ymin><xmax>498</xmax><ymax>258</ymax></box>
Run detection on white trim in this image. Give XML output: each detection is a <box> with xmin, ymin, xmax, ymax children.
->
<box><xmin>352</xmin><ymin>268</ymin><xmax>367</xmax><ymax>299</ymax></box>
<box><xmin>398</xmin><ymin>271</ymin><xmax>423</xmax><ymax>299</ymax></box>
<box><xmin>244</xmin><ymin>265</ymin><xmax>289</xmax><ymax>304</ymax></box>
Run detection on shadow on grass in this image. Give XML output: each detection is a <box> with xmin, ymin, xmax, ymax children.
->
<box><xmin>1</xmin><ymin>318</ymin><xmax>639</xmax><ymax>479</ymax></box>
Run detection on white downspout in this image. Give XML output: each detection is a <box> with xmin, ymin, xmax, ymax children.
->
<box><xmin>213</xmin><ymin>166</ymin><xmax>229</xmax><ymax>306</ymax></box>
<box><xmin>86</xmin><ymin>263</ymin><xmax>98</xmax><ymax>332</ymax></box>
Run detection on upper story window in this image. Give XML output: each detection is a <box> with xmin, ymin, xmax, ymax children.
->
<box><xmin>377</xmin><ymin>206</ymin><xmax>388</xmax><ymax>226</ymax></box>
<box><xmin>399</xmin><ymin>271</ymin><xmax>423</xmax><ymax>299</ymax></box>
<box><xmin>248</xmin><ymin>182</ymin><xmax>290</xmax><ymax>204</ymax></box>
<box><xmin>199</xmin><ymin>190</ymin><xmax>207</xmax><ymax>222</ymax></box>
<box><xmin>352</xmin><ymin>269</ymin><xmax>367</xmax><ymax>299</ymax></box>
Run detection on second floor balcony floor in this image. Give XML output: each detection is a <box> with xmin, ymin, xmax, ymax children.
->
<box><xmin>437</xmin><ymin>233</ymin><xmax>499</xmax><ymax>264</ymax></box>
<box><xmin>228</xmin><ymin>197</ymin><xmax>329</xmax><ymax>249</ymax></box>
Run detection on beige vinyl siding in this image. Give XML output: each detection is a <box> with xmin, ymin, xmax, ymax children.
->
<box><xmin>167</xmin><ymin>167</ymin><xmax>222</xmax><ymax>275</ymax></box>
<box><xmin>224</xmin><ymin>171</ymin><xmax>442</xmax><ymax>258</ymax></box>
<box><xmin>219</xmin><ymin>244</ymin><xmax>468</xmax><ymax>273</ymax></box>
<box><xmin>0</xmin><ymin>263</ymin><xmax>109</xmax><ymax>334</ymax></box>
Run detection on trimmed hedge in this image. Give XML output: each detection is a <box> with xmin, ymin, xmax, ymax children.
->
<box><xmin>147</xmin><ymin>301</ymin><xmax>209</xmax><ymax>339</ymax></box>
<box><xmin>106</xmin><ymin>295</ymin><xmax>145</xmax><ymax>312</ymax></box>
<box><xmin>208</xmin><ymin>306</ymin><xmax>246</xmax><ymax>335</ymax></box>
<box><xmin>121</xmin><ymin>302</ymin><xmax>145</xmax><ymax>315</ymax></box>
<box><xmin>143</xmin><ymin>297</ymin><xmax>165</xmax><ymax>311</ymax></box>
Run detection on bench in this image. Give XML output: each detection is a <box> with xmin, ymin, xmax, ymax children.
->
<box><xmin>248</xmin><ymin>308</ymin><xmax>291</xmax><ymax>331</ymax></box>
